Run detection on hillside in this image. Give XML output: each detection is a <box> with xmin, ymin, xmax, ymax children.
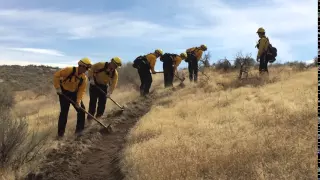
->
<box><xmin>121</xmin><ymin>66</ymin><xmax>317</xmax><ymax>180</ymax></box>
<box><xmin>0</xmin><ymin>63</ymin><xmax>163</xmax><ymax>179</ymax></box>
<box><xmin>12</xmin><ymin>64</ymin><xmax>316</xmax><ymax>180</ymax></box>
<box><xmin>0</xmin><ymin>65</ymin><xmax>59</xmax><ymax>93</ymax></box>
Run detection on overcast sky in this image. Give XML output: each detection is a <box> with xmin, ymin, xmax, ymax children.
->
<box><xmin>0</xmin><ymin>0</ymin><xmax>317</xmax><ymax>69</ymax></box>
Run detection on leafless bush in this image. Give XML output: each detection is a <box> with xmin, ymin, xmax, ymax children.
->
<box><xmin>199</xmin><ymin>52</ymin><xmax>211</xmax><ymax>68</ymax></box>
<box><xmin>234</xmin><ymin>51</ymin><xmax>255</xmax><ymax>69</ymax></box>
<box><xmin>0</xmin><ymin>113</ymin><xmax>50</xmax><ymax>171</ymax></box>
<box><xmin>215</xmin><ymin>58</ymin><xmax>232</xmax><ymax>72</ymax></box>
<box><xmin>0</xmin><ymin>85</ymin><xmax>49</xmax><ymax>171</ymax></box>
<box><xmin>234</xmin><ymin>51</ymin><xmax>255</xmax><ymax>79</ymax></box>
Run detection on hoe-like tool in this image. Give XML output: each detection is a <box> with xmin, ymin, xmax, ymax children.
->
<box><xmin>174</xmin><ymin>74</ymin><xmax>185</xmax><ymax>82</ymax></box>
<box><xmin>157</xmin><ymin>71</ymin><xmax>185</xmax><ymax>87</ymax></box>
<box><xmin>94</xmin><ymin>85</ymin><xmax>125</xmax><ymax>111</ymax></box>
<box><xmin>59</xmin><ymin>93</ymin><xmax>112</xmax><ymax>134</ymax></box>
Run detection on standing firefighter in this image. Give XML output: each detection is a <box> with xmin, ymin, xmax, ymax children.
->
<box><xmin>53</xmin><ymin>57</ymin><xmax>92</xmax><ymax>138</ymax></box>
<box><xmin>87</xmin><ymin>57</ymin><xmax>122</xmax><ymax>122</ymax></box>
<box><xmin>132</xmin><ymin>49</ymin><xmax>163</xmax><ymax>97</ymax></box>
<box><xmin>255</xmin><ymin>27</ymin><xmax>277</xmax><ymax>75</ymax></box>
<box><xmin>185</xmin><ymin>44</ymin><xmax>207</xmax><ymax>82</ymax></box>
<box><xmin>160</xmin><ymin>52</ymin><xmax>187</xmax><ymax>88</ymax></box>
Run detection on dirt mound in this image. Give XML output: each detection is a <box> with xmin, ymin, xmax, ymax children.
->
<box><xmin>24</xmin><ymin>89</ymin><xmax>173</xmax><ymax>180</ymax></box>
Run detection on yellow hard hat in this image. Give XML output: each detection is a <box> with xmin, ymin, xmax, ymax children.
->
<box><xmin>78</xmin><ymin>57</ymin><xmax>92</xmax><ymax>68</ymax></box>
<box><xmin>257</xmin><ymin>27</ymin><xmax>265</xmax><ymax>33</ymax></box>
<box><xmin>111</xmin><ymin>57</ymin><xmax>122</xmax><ymax>68</ymax></box>
<box><xmin>180</xmin><ymin>52</ymin><xmax>187</xmax><ymax>59</ymax></box>
<box><xmin>200</xmin><ymin>44</ymin><xmax>207</xmax><ymax>51</ymax></box>
<box><xmin>154</xmin><ymin>49</ymin><xmax>164</xmax><ymax>56</ymax></box>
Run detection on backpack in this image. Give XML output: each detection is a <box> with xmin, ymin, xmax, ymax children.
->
<box><xmin>60</xmin><ymin>67</ymin><xmax>83</xmax><ymax>91</ymax></box>
<box><xmin>267</xmin><ymin>44</ymin><xmax>277</xmax><ymax>63</ymax></box>
<box><xmin>186</xmin><ymin>47</ymin><xmax>200</xmax><ymax>62</ymax></box>
<box><xmin>257</xmin><ymin>38</ymin><xmax>277</xmax><ymax>63</ymax></box>
<box><xmin>186</xmin><ymin>47</ymin><xmax>200</xmax><ymax>57</ymax></box>
<box><xmin>160</xmin><ymin>53</ymin><xmax>178</xmax><ymax>62</ymax></box>
<box><xmin>94</xmin><ymin>62</ymin><xmax>115</xmax><ymax>78</ymax></box>
<box><xmin>132</xmin><ymin>55</ymin><xmax>148</xmax><ymax>69</ymax></box>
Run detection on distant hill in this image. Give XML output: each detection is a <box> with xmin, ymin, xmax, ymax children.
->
<box><xmin>0</xmin><ymin>65</ymin><xmax>59</xmax><ymax>94</ymax></box>
<box><xmin>0</xmin><ymin>63</ymin><xmax>141</xmax><ymax>96</ymax></box>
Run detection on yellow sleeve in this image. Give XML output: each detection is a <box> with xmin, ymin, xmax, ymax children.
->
<box><xmin>53</xmin><ymin>67</ymin><xmax>72</xmax><ymax>89</ymax></box>
<box><xmin>195</xmin><ymin>49</ymin><xmax>203</xmax><ymax>61</ymax></box>
<box><xmin>147</xmin><ymin>54</ymin><xmax>157</xmax><ymax>73</ymax></box>
<box><xmin>110</xmin><ymin>70</ymin><xmax>118</xmax><ymax>93</ymax></box>
<box><xmin>257</xmin><ymin>38</ymin><xmax>269</xmax><ymax>57</ymax></box>
<box><xmin>76</xmin><ymin>75</ymin><xmax>87</xmax><ymax>103</ymax></box>
<box><xmin>174</xmin><ymin>56</ymin><xmax>182</xmax><ymax>72</ymax></box>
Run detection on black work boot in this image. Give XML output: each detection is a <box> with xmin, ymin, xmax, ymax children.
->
<box><xmin>75</xmin><ymin>130</ymin><xmax>84</xmax><ymax>138</ymax></box>
<box><xmin>140</xmin><ymin>90</ymin><xmax>144</xmax><ymax>97</ymax></box>
<box><xmin>56</xmin><ymin>134</ymin><xmax>64</xmax><ymax>141</ymax></box>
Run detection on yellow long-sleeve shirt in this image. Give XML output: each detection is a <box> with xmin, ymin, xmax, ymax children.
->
<box><xmin>186</xmin><ymin>47</ymin><xmax>203</xmax><ymax>61</ymax></box>
<box><xmin>173</xmin><ymin>56</ymin><xmax>182</xmax><ymax>72</ymax></box>
<box><xmin>257</xmin><ymin>36</ymin><xmax>270</xmax><ymax>58</ymax></box>
<box><xmin>53</xmin><ymin>67</ymin><xmax>87</xmax><ymax>104</ymax></box>
<box><xmin>88</xmin><ymin>62</ymin><xmax>118</xmax><ymax>93</ymax></box>
<box><xmin>145</xmin><ymin>53</ymin><xmax>157</xmax><ymax>73</ymax></box>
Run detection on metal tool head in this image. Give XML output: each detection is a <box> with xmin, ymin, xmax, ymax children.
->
<box><xmin>99</xmin><ymin>124</ymin><xmax>113</xmax><ymax>134</ymax></box>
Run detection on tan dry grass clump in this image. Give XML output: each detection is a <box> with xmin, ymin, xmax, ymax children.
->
<box><xmin>122</xmin><ymin>67</ymin><xmax>317</xmax><ymax>180</ymax></box>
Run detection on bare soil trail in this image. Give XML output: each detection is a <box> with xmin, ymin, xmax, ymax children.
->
<box><xmin>24</xmin><ymin>89</ymin><xmax>173</xmax><ymax>180</ymax></box>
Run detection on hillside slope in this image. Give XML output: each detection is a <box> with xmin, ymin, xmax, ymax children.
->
<box><xmin>0</xmin><ymin>65</ymin><xmax>58</xmax><ymax>93</ymax></box>
<box><xmin>0</xmin><ymin>64</ymin><xmax>163</xmax><ymax>179</ymax></box>
<box><xmin>21</xmin><ymin>66</ymin><xmax>317</xmax><ymax>180</ymax></box>
<box><xmin>121</xmin><ymin>67</ymin><xmax>317</xmax><ymax>180</ymax></box>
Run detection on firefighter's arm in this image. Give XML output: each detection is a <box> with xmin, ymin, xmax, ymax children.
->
<box><xmin>76</xmin><ymin>76</ymin><xmax>87</xmax><ymax>104</ymax></box>
<box><xmin>174</xmin><ymin>56</ymin><xmax>182</xmax><ymax>73</ymax></box>
<box><xmin>53</xmin><ymin>67</ymin><xmax>71</xmax><ymax>89</ymax></box>
<box><xmin>257</xmin><ymin>38</ymin><xmax>268</xmax><ymax>58</ymax></box>
<box><xmin>149</xmin><ymin>56</ymin><xmax>157</xmax><ymax>73</ymax></box>
<box><xmin>110</xmin><ymin>70</ymin><xmax>118</xmax><ymax>94</ymax></box>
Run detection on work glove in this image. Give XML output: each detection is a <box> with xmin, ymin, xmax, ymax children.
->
<box><xmin>74</xmin><ymin>102</ymin><xmax>81</xmax><ymax>110</ymax></box>
<box><xmin>56</xmin><ymin>88</ymin><xmax>62</xmax><ymax>95</ymax></box>
<box><xmin>89</xmin><ymin>78</ymin><xmax>95</xmax><ymax>86</ymax></box>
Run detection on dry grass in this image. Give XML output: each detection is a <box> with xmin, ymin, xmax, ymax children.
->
<box><xmin>0</xmin><ymin>64</ymin><xmax>146</xmax><ymax>179</ymax></box>
<box><xmin>121</xmin><ymin>66</ymin><xmax>317</xmax><ymax>180</ymax></box>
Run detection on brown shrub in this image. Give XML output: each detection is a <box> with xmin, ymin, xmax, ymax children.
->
<box><xmin>0</xmin><ymin>85</ymin><xmax>49</xmax><ymax>174</ymax></box>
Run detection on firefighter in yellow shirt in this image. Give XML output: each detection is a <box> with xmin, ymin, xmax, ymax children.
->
<box><xmin>256</xmin><ymin>27</ymin><xmax>270</xmax><ymax>75</ymax></box>
<box><xmin>87</xmin><ymin>57</ymin><xmax>122</xmax><ymax>121</ymax></box>
<box><xmin>160</xmin><ymin>52</ymin><xmax>187</xmax><ymax>88</ymax></box>
<box><xmin>53</xmin><ymin>57</ymin><xmax>92</xmax><ymax>138</ymax></box>
<box><xmin>132</xmin><ymin>49</ymin><xmax>163</xmax><ymax>97</ymax></box>
<box><xmin>185</xmin><ymin>44</ymin><xmax>207</xmax><ymax>82</ymax></box>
